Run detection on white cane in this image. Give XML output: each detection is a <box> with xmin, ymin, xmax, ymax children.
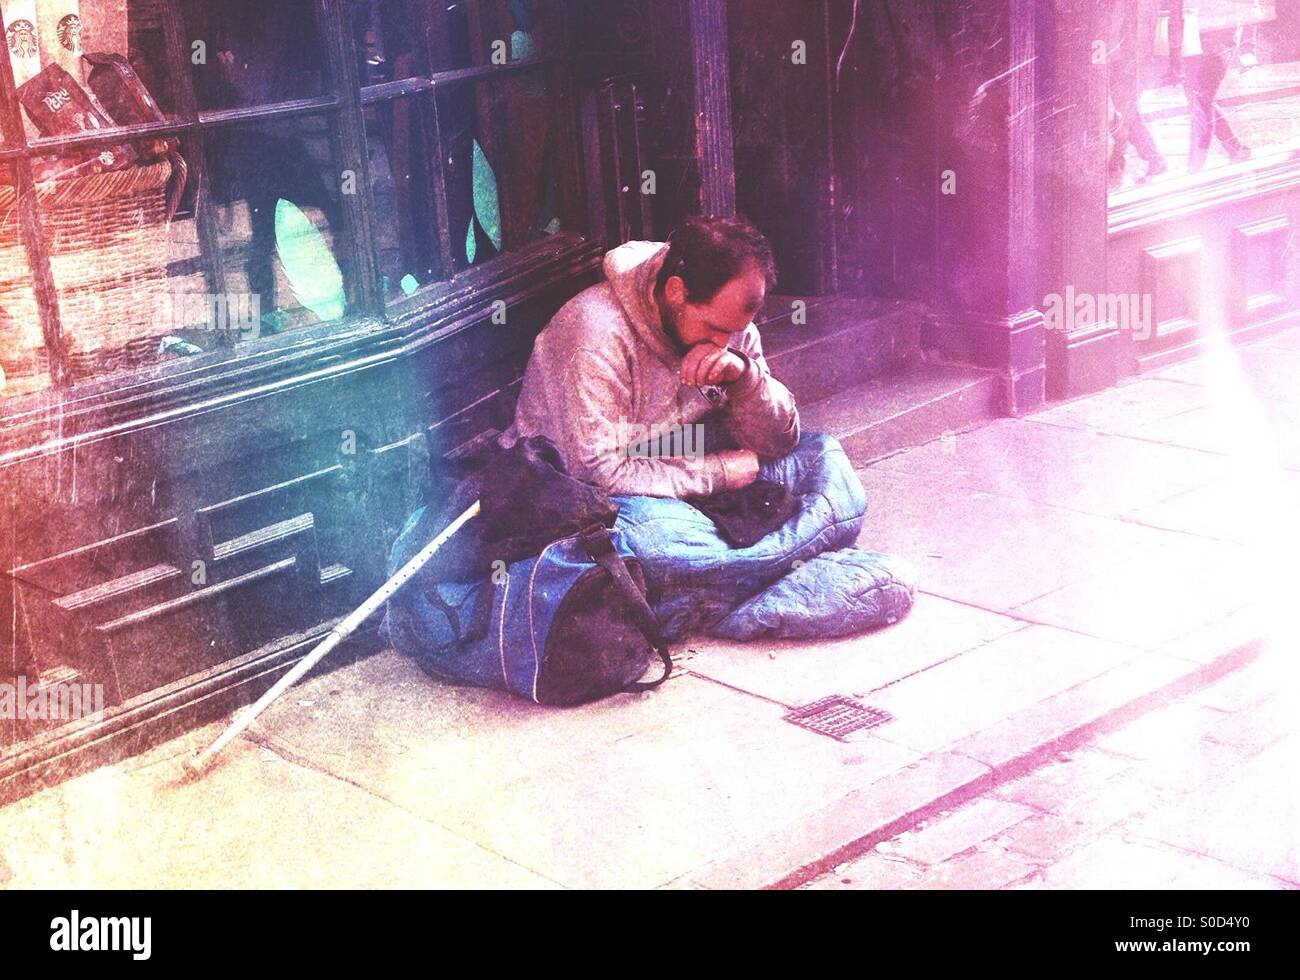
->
<box><xmin>182</xmin><ymin>499</ymin><xmax>481</xmax><ymax>779</ymax></box>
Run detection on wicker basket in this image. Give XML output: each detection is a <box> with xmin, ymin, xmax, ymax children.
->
<box><xmin>0</xmin><ymin>157</ymin><xmax>178</xmax><ymax>381</ymax></box>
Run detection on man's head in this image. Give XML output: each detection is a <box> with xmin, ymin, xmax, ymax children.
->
<box><xmin>653</xmin><ymin>215</ymin><xmax>777</xmax><ymax>351</ymax></box>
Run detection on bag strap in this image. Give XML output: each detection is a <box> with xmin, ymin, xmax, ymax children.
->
<box><xmin>578</xmin><ymin>524</ymin><xmax>673</xmax><ymax>692</ymax></box>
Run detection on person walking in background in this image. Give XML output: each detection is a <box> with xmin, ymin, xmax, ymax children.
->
<box><xmin>1109</xmin><ymin>0</ymin><xmax>1168</xmax><ymax>183</ymax></box>
<box><xmin>1182</xmin><ymin>26</ymin><xmax>1251</xmax><ymax>173</ymax></box>
<box><xmin>1163</xmin><ymin>0</ymin><xmax>1186</xmax><ymax>83</ymax></box>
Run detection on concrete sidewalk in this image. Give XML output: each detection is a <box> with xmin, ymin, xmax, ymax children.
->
<box><xmin>2</xmin><ymin>327</ymin><xmax>1298</xmax><ymax>890</ymax></box>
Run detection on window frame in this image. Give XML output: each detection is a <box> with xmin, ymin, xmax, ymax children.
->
<box><xmin>0</xmin><ymin>0</ymin><xmax>595</xmax><ymax>426</ymax></box>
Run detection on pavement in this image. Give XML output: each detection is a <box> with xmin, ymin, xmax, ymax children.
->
<box><xmin>1</xmin><ymin>324</ymin><xmax>1298</xmax><ymax>890</ymax></box>
<box><xmin>805</xmin><ymin>647</ymin><xmax>1299</xmax><ymax>890</ymax></box>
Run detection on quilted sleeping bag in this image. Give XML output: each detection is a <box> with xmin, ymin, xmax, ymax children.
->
<box><xmin>612</xmin><ymin>431</ymin><xmax>917</xmax><ymax>641</ymax></box>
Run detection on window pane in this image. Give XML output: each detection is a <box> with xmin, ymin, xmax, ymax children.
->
<box><xmin>349</xmin><ymin>0</ymin><xmax>429</xmax><ymax>86</ymax></box>
<box><xmin>0</xmin><ymin>166</ymin><xmax>53</xmax><ymax>398</ymax></box>
<box><xmin>124</xmin><ymin>0</ymin><xmax>180</xmax><ymax>117</ymax></box>
<box><xmin>208</xmin><ymin>117</ymin><xmax>351</xmax><ymax>337</ymax></box>
<box><xmin>181</xmin><ymin>0</ymin><xmax>327</xmax><ymax>111</ymax></box>
<box><xmin>438</xmin><ymin>72</ymin><xmax>564</xmax><ymax>270</ymax></box>
<box><xmin>4</xmin><ymin>1</ymin><xmax>183</xmax><ymax>143</ymax></box>
<box><xmin>30</xmin><ymin>143</ymin><xmax>206</xmax><ymax>382</ymax></box>
<box><xmin>363</xmin><ymin>97</ymin><xmax>442</xmax><ymax>299</ymax></box>
<box><xmin>441</xmin><ymin>1</ymin><xmax>475</xmax><ymax>69</ymax></box>
<box><xmin>1109</xmin><ymin>1</ymin><xmax>1300</xmax><ymax>192</ymax></box>
<box><xmin>440</xmin><ymin>0</ymin><xmax>554</xmax><ymax>70</ymax></box>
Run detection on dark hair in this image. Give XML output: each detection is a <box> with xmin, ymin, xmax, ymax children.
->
<box><xmin>655</xmin><ymin>215</ymin><xmax>778</xmax><ymax>303</ymax></box>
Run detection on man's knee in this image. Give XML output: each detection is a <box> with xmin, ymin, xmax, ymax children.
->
<box><xmin>793</xmin><ymin>431</ymin><xmax>843</xmax><ymax>457</ymax></box>
<box><xmin>760</xmin><ymin>429</ymin><xmax>867</xmax><ymax>523</ymax></box>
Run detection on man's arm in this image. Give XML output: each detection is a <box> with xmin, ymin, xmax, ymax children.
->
<box><xmin>544</xmin><ymin>346</ymin><xmax>759</xmax><ymax>498</ymax></box>
<box><xmin>721</xmin><ymin>325</ymin><xmax>801</xmax><ymax>458</ymax></box>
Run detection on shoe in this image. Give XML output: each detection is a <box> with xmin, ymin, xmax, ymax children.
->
<box><xmin>1145</xmin><ymin>156</ymin><xmax>1168</xmax><ymax>180</ymax></box>
<box><xmin>1228</xmin><ymin>145</ymin><xmax>1252</xmax><ymax>164</ymax></box>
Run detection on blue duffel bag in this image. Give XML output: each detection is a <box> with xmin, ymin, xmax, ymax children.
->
<box><xmin>382</xmin><ymin>507</ymin><xmax>673</xmax><ymax>706</ymax></box>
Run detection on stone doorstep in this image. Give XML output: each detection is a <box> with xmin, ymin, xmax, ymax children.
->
<box><xmin>680</xmin><ymin>622</ymin><xmax>1267</xmax><ymax>890</ymax></box>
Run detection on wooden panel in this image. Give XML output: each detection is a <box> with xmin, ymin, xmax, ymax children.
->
<box><xmin>1139</xmin><ymin>236</ymin><xmax>1204</xmax><ymax>351</ymax></box>
<box><xmin>1230</xmin><ymin>215</ymin><xmax>1290</xmax><ymax>326</ymax></box>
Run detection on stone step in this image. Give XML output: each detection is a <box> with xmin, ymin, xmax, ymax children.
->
<box><xmin>756</xmin><ymin>294</ymin><xmax>925</xmax><ymax>404</ymax></box>
<box><xmin>800</xmin><ymin>361</ymin><xmax>1002</xmax><ymax>465</ymax></box>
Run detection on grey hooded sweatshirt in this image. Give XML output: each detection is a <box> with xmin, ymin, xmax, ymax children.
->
<box><xmin>501</xmin><ymin>240</ymin><xmax>800</xmax><ymax>498</ymax></box>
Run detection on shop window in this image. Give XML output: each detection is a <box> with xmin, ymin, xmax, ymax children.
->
<box><xmin>439</xmin><ymin>72</ymin><xmax>563</xmax><ymax>271</ymax></box>
<box><xmin>30</xmin><ymin>144</ymin><xmax>216</xmax><ymax>376</ymax></box>
<box><xmin>1108</xmin><ymin>1</ymin><xmax>1300</xmax><ymax>192</ymax></box>
<box><xmin>207</xmin><ymin>117</ymin><xmax>352</xmax><ymax>338</ymax></box>
<box><xmin>357</xmin><ymin>0</ymin><xmax>577</xmax><ymax>295</ymax></box>
<box><xmin>443</xmin><ymin>0</ymin><xmax>476</xmax><ymax>70</ymax></box>
<box><xmin>351</xmin><ymin>0</ymin><xmax>431</xmax><ymax>85</ymax></box>
<box><xmin>181</xmin><ymin>0</ymin><xmax>328</xmax><ymax>113</ymax></box>
<box><xmin>362</xmin><ymin>96</ymin><xmax>443</xmax><ymax>299</ymax></box>
<box><xmin>0</xmin><ymin>167</ymin><xmax>48</xmax><ymax>397</ymax></box>
<box><xmin>0</xmin><ymin>0</ymin><xmax>583</xmax><ymax>401</ymax></box>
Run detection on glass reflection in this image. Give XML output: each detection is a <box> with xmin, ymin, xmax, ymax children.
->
<box><xmin>1108</xmin><ymin>1</ymin><xmax>1299</xmax><ymax>190</ymax></box>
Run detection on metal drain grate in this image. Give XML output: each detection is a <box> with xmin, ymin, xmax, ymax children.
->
<box><xmin>783</xmin><ymin>695</ymin><xmax>892</xmax><ymax>741</ymax></box>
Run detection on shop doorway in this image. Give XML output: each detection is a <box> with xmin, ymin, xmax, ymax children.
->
<box><xmin>727</xmin><ymin>0</ymin><xmax>837</xmax><ymax>296</ymax></box>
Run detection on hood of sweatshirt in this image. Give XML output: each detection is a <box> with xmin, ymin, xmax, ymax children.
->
<box><xmin>602</xmin><ymin>239</ymin><xmax>681</xmax><ymax>366</ymax></box>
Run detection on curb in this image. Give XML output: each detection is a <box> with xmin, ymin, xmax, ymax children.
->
<box><xmin>678</xmin><ymin>605</ymin><xmax>1268</xmax><ymax>890</ymax></box>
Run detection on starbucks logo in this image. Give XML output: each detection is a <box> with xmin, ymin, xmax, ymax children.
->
<box><xmin>6</xmin><ymin>19</ymin><xmax>37</xmax><ymax>59</ymax></box>
<box><xmin>56</xmin><ymin>14</ymin><xmax>82</xmax><ymax>53</ymax></box>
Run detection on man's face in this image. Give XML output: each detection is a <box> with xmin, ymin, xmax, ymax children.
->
<box><xmin>659</xmin><ymin>259</ymin><xmax>766</xmax><ymax>351</ymax></box>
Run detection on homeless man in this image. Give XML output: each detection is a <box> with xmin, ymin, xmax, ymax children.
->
<box><xmin>497</xmin><ymin>215</ymin><xmax>918</xmax><ymax>642</ymax></box>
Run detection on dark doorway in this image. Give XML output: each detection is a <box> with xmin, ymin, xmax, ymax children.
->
<box><xmin>728</xmin><ymin>0</ymin><xmax>837</xmax><ymax>295</ymax></box>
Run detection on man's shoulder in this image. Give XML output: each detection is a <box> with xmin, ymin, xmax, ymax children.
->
<box><xmin>542</xmin><ymin>282</ymin><xmax>631</xmax><ymax>345</ymax></box>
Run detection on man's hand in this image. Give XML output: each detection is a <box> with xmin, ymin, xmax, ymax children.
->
<box><xmin>680</xmin><ymin>344</ymin><xmax>747</xmax><ymax>387</ymax></box>
<box><xmin>717</xmin><ymin>449</ymin><xmax>761</xmax><ymax>490</ymax></box>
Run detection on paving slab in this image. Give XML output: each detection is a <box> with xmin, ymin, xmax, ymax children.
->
<box><xmin>1151</xmin><ymin>346</ymin><xmax>1300</xmax><ymax>404</ymax></box>
<box><xmin>687</xmin><ymin>750</ymin><xmax>992</xmax><ymax>889</ymax></box>
<box><xmin>1185</xmin><ymin>647</ymin><xmax>1298</xmax><ymax>711</ymax></box>
<box><xmin>0</xmin><ymin>719</ymin><xmax>551</xmax><ymax>889</ymax></box>
<box><xmin>888</xmin><ymin>797</ymin><xmax>1036</xmax><ymax>865</ymax></box>
<box><xmin>801</xmin><ymin>851</ymin><xmax>924</xmax><ymax>890</ymax></box>
<box><xmin>868</xmin><ymin>418</ymin><xmax>1228</xmax><ymax>520</ymax></box>
<box><xmin>684</xmin><ymin>593</ymin><xmax>1026</xmax><ymax>707</ymax></box>
<box><xmin>1011</xmin><ymin>534</ymin><xmax>1257</xmax><ymax>650</ymax></box>
<box><xmin>901</xmin><ymin>845</ymin><xmax>1039</xmax><ymax>890</ymax></box>
<box><xmin>1123</xmin><ymin>737</ymin><xmax>1300</xmax><ymax>885</ymax></box>
<box><xmin>805</xmin><ymin>596</ymin><xmax>1294</xmax><ymax>891</ymax></box>
<box><xmin>950</xmin><ymin>652</ymin><xmax>1201</xmax><ymax>771</ymax></box>
<box><xmin>432</xmin><ymin>692</ymin><xmax>919</xmax><ymax>889</ymax></box>
<box><xmin>993</xmin><ymin>745</ymin><xmax>1139</xmax><ymax>815</ymax></box>
<box><xmin>1034</xmin><ymin>836</ymin><xmax>1283</xmax><ymax>890</ymax></box>
<box><xmin>1029</xmin><ymin>377</ymin><xmax>1214</xmax><ymax>438</ymax></box>
<box><xmin>1199</xmin><ymin>695</ymin><xmax>1293</xmax><ymax>753</ymax></box>
<box><xmin>995</xmin><ymin>812</ymin><xmax>1104</xmax><ymax>864</ymax></box>
<box><xmin>250</xmin><ymin>656</ymin><xmax>921</xmax><ymax>889</ymax></box>
<box><xmin>862</xmin><ymin>625</ymin><xmax>1140</xmax><ymax>755</ymax></box>
<box><xmin>247</xmin><ymin>650</ymin><xmax>776</xmax><ymax>816</ymax></box>
<box><xmin>1092</xmin><ymin>700</ymin><xmax>1235</xmax><ymax>760</ymax></box>
<box><xmin>1124</xmin><ymin>468</ymin><xmax>1300</xmax><ymax>545</ymax></box>
<box><xmin>1131</xmin><ymin>399</ymin><xmax>1300</xmax><ymax>468</ymax></box>
<box><xmin>857</xmin><ymin>468</ymin><xmax>1197</xmax><ymax>612</ymax></box>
